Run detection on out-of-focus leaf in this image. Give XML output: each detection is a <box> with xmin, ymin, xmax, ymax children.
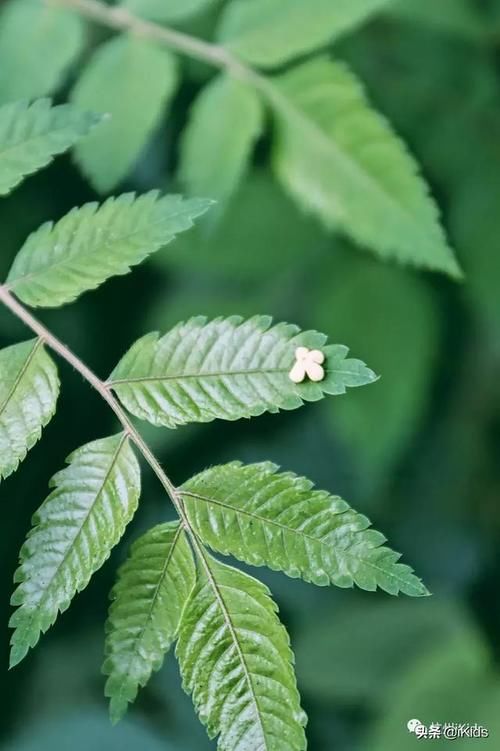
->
<box><xmin>159</xmin><ymin>169</ymin><xmax>329</xmax><ymax>279</ymax></box>
<box><xmin>121</xmin><ymin>0</ymin><xmax>215</xmax><ymax>23</ymax></box>
<box><xmin>0</xmin><ymin>100</ymin><xmax>101</xmax><ymax>197</ymax></box>
<box><xmin>218</xmin><ymin>0</ymin><xmax>392</xmax><ymax>68</ymax></box>
<box><xmin>364</xmin><ymin>630</ymin><xmax>498</xmax><ymax>750</ymax></box>
<box><xmin>110</xmin><ymin>315</ymin><xmax>376</xmax><ymax>428</ymax></box>
<box><xmin>272</xmin><ymin>57</ymin><xmax>461</xmax><ymax>277</ymax></box>
<box><xmin>295</xmin><ymin>598</ymin><xmax>480</xmax><ymax>704</ymax></box>
<box><xmin>180</xmin><ymin>73</ymin><xmax>263</xmax><ymax>211</ymax></box>
<box><xmin>314</xmin><ymin>255</ymin><xmax>439</xmax><ymax>483</ymax></box>
<box><xmin>0</xmin><ymin>0</ymin><xmax>85</xmax><ymax>104</ymax></box>
<box><xmin>71</xmin><ymin>35</ymin><xmax>178</xmax><ymax>193</ymax></box>
<box><xmin>342</xmin><ymin>21</ymin><xmax>497</xmax><ymax>205</ymax></box>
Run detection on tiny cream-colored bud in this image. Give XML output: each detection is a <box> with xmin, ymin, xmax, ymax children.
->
<box><xmin>295</xmin><ymin>346</ymin><xmax>309</xmax><ymax>362</ymax></box>
<box><xmin>309</xmin><ymin>349</ymin><xmax>325</xmax><ymax>365</ymax></box>
<box><xmin>289</xmin><ymin>361</ymin><xmax>306</xmax><ymax>383</ymax></box>
<box><xmin>306</xmin><ymin>362</ymin><xmax>325</xmax><ymax>382</ymax></box>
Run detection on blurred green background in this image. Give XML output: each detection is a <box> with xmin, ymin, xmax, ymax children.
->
<box><xmin>2</xmin><ymin>0</ymin><xmax>500</xmax><ymax>749</ymax></box>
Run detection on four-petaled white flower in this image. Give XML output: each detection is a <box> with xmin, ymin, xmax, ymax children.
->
<box><xmin>288</xmin><ymin>346</ymin><xmax>325</xmax><ymax>383</ymax></box>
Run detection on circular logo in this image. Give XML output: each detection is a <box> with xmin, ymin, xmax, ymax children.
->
<box><xmin>407</xmin><ymin>719</ymin><xmax>423</xmax><ymax>734</ymax></box>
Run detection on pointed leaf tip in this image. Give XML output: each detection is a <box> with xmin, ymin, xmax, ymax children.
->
<box><xmin>272</xmin><ymin>58</ymin><xmax>461</xmax><ymax>277</ymax></box>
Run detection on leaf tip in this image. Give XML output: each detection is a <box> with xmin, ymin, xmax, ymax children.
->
<box><xmin>92</xmin><ymin>111</ymin><xmax>112</xmax><ymax>128</ymax></box>
<box><xmin>408</xmin><ymin>578</ymin><xmax>432</xmax><ymax>598</ymax></box>
<box><xmin>450</xmin><ymin>263</ymin><xmax>465</xmax><ymax>283</ymax></box>
<box><xmin>106</xmin><ymin>686</ymin><xmax>128</xmax><ymax>725</ymax></box>
<box><xmin>109</xmin><ymin>707</ymin><xmax>125</xmax><ymax>726</ymax></box>
<box><xmin>9</xmin><ymin>642</ymin><xmax>28</xmax><ymax>670</ymax></box>
<box><xmin>439</xmin><ymin>251</ymin><xmax>464</xmax><ymax>282</ymax></box>
<box><xmin>191</xmin><ymin>197</ymin><xmax>217</xmax><ymax>217</ymax></box>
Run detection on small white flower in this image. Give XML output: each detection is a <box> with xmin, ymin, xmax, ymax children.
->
<box><xmin>289</xmin><ymin>346</ymin><xmax>325</xmax><ymax>383</ymax></box>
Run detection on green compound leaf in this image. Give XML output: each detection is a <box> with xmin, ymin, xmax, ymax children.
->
<box><xmin>180</xmin><ymin>73</ymin><xmax>263</xmax><ymax>210</ymax></box>
<box><xmin>122</xmin><ymin>0</ymin><xmax>215</xmax><ymax>23</ymax></box>
<box><xmin>176</xmin><ymin>554</ymin><xmax>307</xmax><ymax>751</ymax></box>
<box><xmin>9</xmin><ymin>433</ymin><xmax>141</xmax><ymax>668</ymax></box>
<box><xmin>6</xmin><ymin>191</ymin><xmax>212</xmax><ymax>308</ymax></box>
<box><xmin>109</xmin><ymin>315</ymin><xmax>376</xmax><ymax>428</ymax></box>
<box><xmin>0</xmin><ymin>99</ymin><xmax>102</xmax><ymax>197</ymax></box>
<box><xmin>0</xmin><ymin>338</ymin><xmax>59</xmax><ymax>481</ymax></box>
<box><xmin>103</xmin><ymin>521</ymin><xmax>196</xmax><ymax>724</ymax></box>
<box><xmin>218</xmin><ymin>0</ymin><xmax>392</xmax><ymax>68</ymax></box>
<box><xmin>71</xmin><ymin>35</ymin><xmax>178</xmax><ymax>193</ymax></box>
<box><xmin>271</xmin><ymin>57</ymin><xmax>462</xmax><ymax>277</ymax></box>
<box><xmin>0</xmin><ymin>0</ymin><xmax>85</xmax><ymax>105</ymax></box>
<box><xmin>180</xmin><ymin>462</ymin><xmax>429</xmax><ymax>596</ymax></box>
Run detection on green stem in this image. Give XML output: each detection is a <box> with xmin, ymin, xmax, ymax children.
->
<box><xmin>52</xmin><ymin>0</ymin><xmax>253</xmax><ymax>78</ymax></box>
<box><xmin>0</xmin><ymin>285</ymin><xmax>257</xmax><ymax>662</ymax></box>
<box><xmin>51</xmin><ymin>0</ymin><xmax>286</xmax><ymax>106</ymax></box>
<box><xmin>0</xmin><ymin>284</ymin><xmax>187</xmax><ymax>526</ymax></box>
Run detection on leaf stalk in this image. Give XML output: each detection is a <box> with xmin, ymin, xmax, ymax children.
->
<box><xmin>0</xmin><ymin>284</ymin><xmax>189</xmax><ymax>527</ymax></box>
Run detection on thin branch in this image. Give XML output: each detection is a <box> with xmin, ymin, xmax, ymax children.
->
<box><xmin>0</xmin><ymin>287</ymin><xmax>267</xmax><ymax>661</ymax></box>
<box><xmin>7</xmin><ymin>0</ymin><xmax>291</xmax><ymax>659</ymax></box>
<box><xmin>50</xmin><ymin>0</ymin><xmax>297</xmax><ymax>130</ymax></box>
<box><xmin>0</xmin><ymin>284</ymin><xmax>187</xmax><ymax>525</ymax></box>
<box><xmin>52</xmin><ymin>0</ymin><xmax>255</xmax><ymax>80</ymax></box>
<box><xmin>51</xmin><ymin>0</ymin><xmax>288</xmax><ymax>105</ymax></box>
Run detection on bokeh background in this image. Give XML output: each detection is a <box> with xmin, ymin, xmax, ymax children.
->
<box><xmin>2</xmin><ymin>0</ymin><xmax>500</xmax><ymax>749</ymax></box>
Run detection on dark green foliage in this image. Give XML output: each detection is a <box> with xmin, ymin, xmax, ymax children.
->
<box><xmin>1</xmin><ymin>1</ymin><xmax>499</xmax><ymax>750</ymax></box>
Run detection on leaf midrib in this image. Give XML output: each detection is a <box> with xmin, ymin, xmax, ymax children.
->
<box><xmin>199</xmin><ymin>551</ymin><xmax>269</xmax><ymax>749</ymax></box>
<box><xmin>110</xmin><ymin>367</ymin><xmax>288</xmax><ymax>385</ymax></box>
<box><xmin>0</xmin><ymin>338</ymin><xmax>44</xmax><ymax>421</ymax></box>
<box><xmin>268</xmin><ymin>73</ymin><xmax>444</xmax><ymax>253</ymax></box>
<box><xmin>109</xmin><ymin>364</ymin><xmax>357</xmax><ymax>385</ymax></box>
